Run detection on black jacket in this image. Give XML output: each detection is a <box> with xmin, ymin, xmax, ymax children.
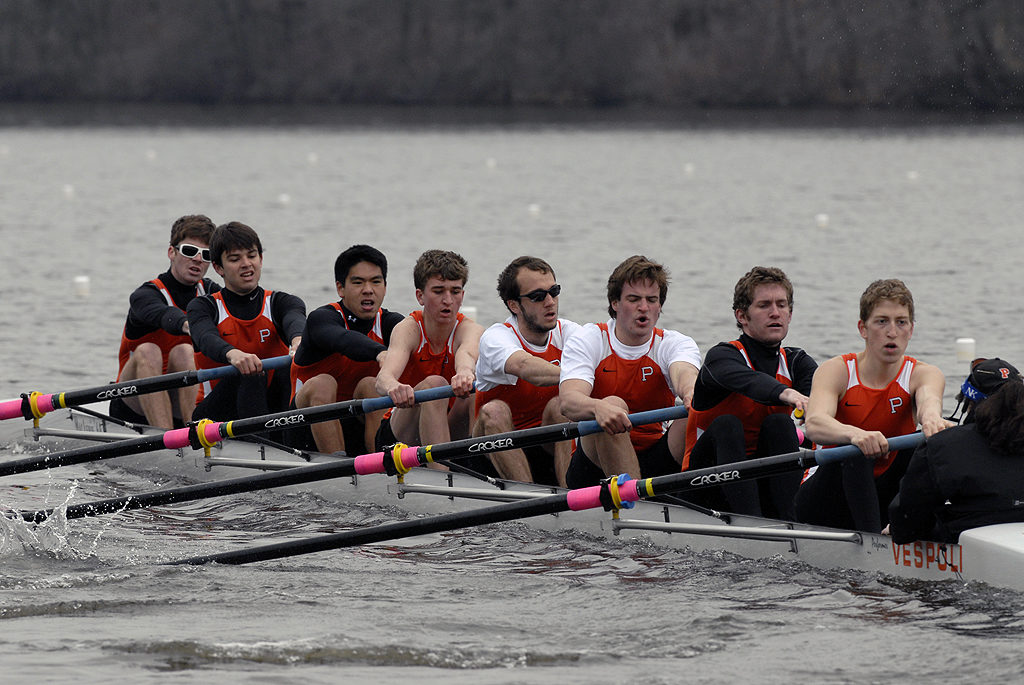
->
<box><xmin>888</xmin><ymin>423</ymin><xmax>1024</xmax><ymax>543</ymax></box>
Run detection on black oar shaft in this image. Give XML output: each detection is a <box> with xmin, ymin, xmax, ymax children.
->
<box><xmin>28</xmin><ymin>459</ymin><xmax>358</xmax><ymax>523</ymax></box>
<box><xmin>1</xmin><ymin>355</ymin><xmax>292</xmax><ymax>421</ymax></box>
<box><xmin>4</xmin><ymin>388</ymin><xmax>452</xmax><ymax>479</ymax></box>
<box><xmin>59</xmin><ymin>370</ymin><xmax>198</xmax><ymax>407</ymax></box>
<box><xmin>23</xmin><ymin>406</ymin><xmax>689</xmax><ymax>522</ymax></box>
<box><xmin>174</xmin><ymin>494</ymin><xmax>571</xmax><ymax>565</ymax></box>
<box><xmin>172</xmin><ymin>433</ymin><xmax>924</xmax><ymax>566</ymax></box>
<box><xmin>0</xmin><ymin>433</ymin><xmax>169</xmax><ymax>478</ymax></box>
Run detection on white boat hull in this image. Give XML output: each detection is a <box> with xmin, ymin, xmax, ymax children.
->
<box><xmin>16</xmin><ymin>408</ymin><xmax>1017</xmax><ymax>591</ymax></box>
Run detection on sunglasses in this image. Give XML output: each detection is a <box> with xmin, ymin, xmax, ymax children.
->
<box><xmin>518</xmin><ymin>284</ymin><xmax>561</xmax><ymax>302</ymax></box>
<box><xmin>175</xmin><ymin>243</ymin><xmax>212</xmax><ymax>262</ymax></box>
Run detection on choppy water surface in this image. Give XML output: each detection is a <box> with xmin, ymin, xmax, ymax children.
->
<box><xmin>2</xmin><ymin>107</ymin><xmax>1024</xmax><ymax>682</ymax></box>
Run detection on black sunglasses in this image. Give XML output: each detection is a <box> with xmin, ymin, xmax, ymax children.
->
<box><xmin>518</xmin><ymin>284</ymin><xmax>561</xmax><ymax>303</ymax></box>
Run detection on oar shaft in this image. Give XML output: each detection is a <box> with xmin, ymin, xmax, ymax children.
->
<box><xmin>174</xmin><ymin>494</ymin><xmax>571</xmax><ymax>565</ymax></box>
<box><xmin>25</xmin><ymin>459</ymin><xmax>358</xmax><ymax>523</ymax></box>
<box><xmin>0</xmin><ymin>386</ymin><xmax>455</xmax><ymax>479</ymax></box>
<box><xmin>352</xmin><ymin>405</ymin><xmax>688</xmax><ymax>475</ymax></box>
<box><xmin>172</xmin><ymin>429</ymin><xmax>925</xmax><ymax>566</ymax></box>
<box><xmin>567</xmin><ymin>432</ymin><xmax>927</xmax><ymax>511</ymax></box>
<box><xmin>25</xmin><ymin>405</ymin><xmax>687</xmax><ymax>521</ymax></box>
<box><xmin>0</xmin><ymin>355</ymin><xmax>293</xmax><ymax>421</ymax></box>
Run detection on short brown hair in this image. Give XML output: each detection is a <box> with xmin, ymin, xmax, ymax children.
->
<box><xmin>732</xmin><ymin>266</ymin><xmax>794</xmax><ymax>331</ymax></box>
<box><xmin>169</xmin><ymin>215</ymin><xmax>215</xmax><ymax>247</ymax></box>
<box><xmin>497</xmin><ymin>256</ymin><xmax>554</xmax><ymax>312</ymax></box>
<box><xmin>859</xmin><ymin>279</ymin><xmax>914</xmax><ymax>322</ymax></box>
<box><xmin>413</xmin><ymin>249</ymin><xmax>469</xmax><ymax>290</ymax></box>
<box><xmin>210</xmin><ymin>221</ymin><xmax>263</xmax><ymax>266</ymax></box>
<box><xmin>606</xmin><ymin>255</ymin><xmax>668</xmax><ymax>318</ymax></box>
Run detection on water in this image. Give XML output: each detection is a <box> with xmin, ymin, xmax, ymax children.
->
<box><xmin>2</xmin><ymin>107</ymin><xmax>1024</xmax><ymax>681</ymax></box>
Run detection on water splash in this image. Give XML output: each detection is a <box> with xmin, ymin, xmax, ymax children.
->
<box><xmin>0</xmin><ymin>479</ymin><xmax>122</xmax><ymax>561</ymax></box>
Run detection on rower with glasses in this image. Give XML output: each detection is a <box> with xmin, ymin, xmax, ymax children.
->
<box><xmin>470</xmin><ymin>256</ymin><xmax>581</xmax><ymax>485</ymax></box>
<box><xmin>559</xmin><ymin>255</ymin><xmax>701</xmax><ymax>487</ymax></box>
<box><xmin>187</xmin><ymin>221</ymin><xmax>306</xmax><ymax>424</ymax></box>
<box><xmin>112</xmin><ymin>215</ymin><xmax>220</xmax><ymax>430</ymax></box>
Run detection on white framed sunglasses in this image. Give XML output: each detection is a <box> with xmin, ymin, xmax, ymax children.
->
<box><xmin>174</xmin><ymin>243</ymin><xmax>212</xmax><ymax>262</ymax></box>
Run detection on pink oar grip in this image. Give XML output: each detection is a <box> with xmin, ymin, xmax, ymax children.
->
<box><xmin>567</xmin><ymin>486</ymin><xmax>603</xmax><ymax>511</ymax></box>
<box><xmin>354</xmin><ymin>452</ymin><xmax>386</xmax><ymax>475</ymax></box>
<box><xmin>0</xmin><ymin>394</ymin><xmax>58</xmax><ymax>420</ymax></box>
<box><xmin>203</xmin><ymin>422</ymin><xmax>223</xmax><ymax>445</ymax></box>
<box><xmin>399</xmin><ymin>446</ymin><xmax>420</xmax><ymax>469</ymax></box>
<box><xmin>566</xmin><ymin>479</ymin><xmax>643</xmax><ymax>511</ymax></box>
<box><xmin>36</xmin><ymin>394</ymin><xmax>58</xmax><ymax>414</ymax></box>
<box><xmin>0</xmin><ymin>399</ymin><xmax>23</xmax><ymax>420</ymax></box>
<box><xmin>353</xmin><ymin>446</ymin><xmax>421</xmax><ymax>475</ymax></box>
<box><xmin>163</xmin><ymin>428</ymin><xmax>192</xmax><ymax>449</ymax></box>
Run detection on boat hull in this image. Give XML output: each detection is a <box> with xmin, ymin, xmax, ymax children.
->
<box><xmin>16</xmin><ymin>408</ymin><xmax>1017</xmax><ymax>591</ymax></box>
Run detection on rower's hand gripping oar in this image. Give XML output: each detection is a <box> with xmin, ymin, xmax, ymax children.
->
<box><xmin>0</xmin><ymin>385</ymin><xmax>458</xmax><ymax>479</ymax></box>
<box><xmin>19</xmin><ymin>405</ymin><xmax>688</xmax><ymax>523</ymax></box>
<box><xmin>171</xmin><ymin>431</ymin><xmax>925</xmax><ymax>566</ymax></box>
<box><xmin>0</xmin><ymin>355</ymin><xmax>293</xmax><ymax>422</ymax></box>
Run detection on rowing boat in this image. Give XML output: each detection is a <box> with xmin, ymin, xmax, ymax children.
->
<box><xmin>15</xmin><ymin>405</ymin><xmax>1024</xmax><ymax>592</ymax></box>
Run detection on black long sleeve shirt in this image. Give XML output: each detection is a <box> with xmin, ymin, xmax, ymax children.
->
<box><xmin>187</xmin><ymin>287</ymin><xmax>306</xmax><ymax>364</ymax></box>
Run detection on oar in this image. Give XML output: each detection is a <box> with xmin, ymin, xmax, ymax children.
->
<box><xmin>173</xmin><ymin>432</ymin><xmax>925</xmax><ymax>566</ymax></box>
<box><xmin>0</xmin><ymin>355</ymin><xmax>293</xmax><ymax>422</ymax></box>
<box><xmin>0</xmin><ymin>385</ymin><xmax>457</xmax><ymax>479</ymax></box>
<box><xmin>19</xmin><ymin>406</ymin><xmax>688</xmax><ymax>523</ymax></box>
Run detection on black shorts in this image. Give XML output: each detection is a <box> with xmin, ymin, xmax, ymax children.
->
<box><xmin>374</xmin><ymin>416</ymin><xmax>397</xmax><ymax>452</ymax></box>
<box><xmin>282</xmin><ymin>400</ymin><xmax>369</xmax><ymax>456</ymax></box>
<box><xmin>564</xmin><ymin>432</ymin><xmax>678</xmax><ymax>489</ymax></box>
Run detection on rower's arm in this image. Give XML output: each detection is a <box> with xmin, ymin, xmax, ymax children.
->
<box><xmin>374</xmin><ymin>318</ymin><xmax>416</xmax><ymax>403</ymax></box>
<box><xmin>270</xmin><ymin>291</ymin><xmax>307</xmax><ymax>344</ymax></box>
<box><xmin>186</xmin><ymin>297</ymin><xmax>233</xmax><ymax>363</ymax></box>
<box><xmin>128</xmin><ymin>283</ymin><xmax>188</xmax><ymax>335</ymax></box>
<box><xmin>805</xmin><ymin>357</ymin><xmax>888</xmax><ymax>457</ymax></box>
<box><xmin>451</xmin><ymin>320</ymin><xmax>484</xmax><ymax>397</ymax></box>
<box><xmin>504</xmin><ymin>351</ymin><xmax>561</xmax><ymax>386</ymax></box>
<box><xmin>668</xmin><ymin>360</ymin><xmax>699</xmax><ymax>409</ymax></box>
<box><xmin>559</xmin><ymin>379</ymin><xmax>633</xmax><ymax>435</ymax></box>
<box><xmin>911</xmin><ymin>362</ymin><xmax>950</xmax><ymax>437</ymax></box>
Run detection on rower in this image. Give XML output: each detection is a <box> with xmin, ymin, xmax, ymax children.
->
<box><xmin>471</xmin><ymin>256</ymin><xmax>581</xmax><ymax>486</ymax></box>
<box><xmin>683</xmin><ymin>266</ymin><xmax>817</xmax><ymax>520</ymax></box>
<box><xmin>373</xmin><ymin>250</ymin><xmax>484</xmax><ymax>463</ymax></box>
<box><xmin>187</xmin><ymin>221</ymin><xmax>306</xmax><ymax>423</ymax></box>
<box><xmin>113</xmin><ymin>215</ymin><xmax>219</xmax><ymax>430</ymax></box>
<box><xmin>795</xmin><ymin>278</ymin><xmax>950</xmax><ymax>533</ymax></box>
<box><xmin>288</xmin><ymin>245</ymin><xmax>404</xmax><ymax>455</ymax></box>
<box><xmin>889</xmin><ymin>358</ymin><xmax>1024</xmax><ymax>543</ymax></box>
<box><xmin>559</xmin><ymin>255</ymin><xmax>701</xmax><ymax>487</ymax></box>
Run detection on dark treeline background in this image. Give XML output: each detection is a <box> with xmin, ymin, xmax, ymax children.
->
<box><xmin>2</xmin><ymin>0</ymin><xmax>1022</xmax><ymax>109</ymax></box>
